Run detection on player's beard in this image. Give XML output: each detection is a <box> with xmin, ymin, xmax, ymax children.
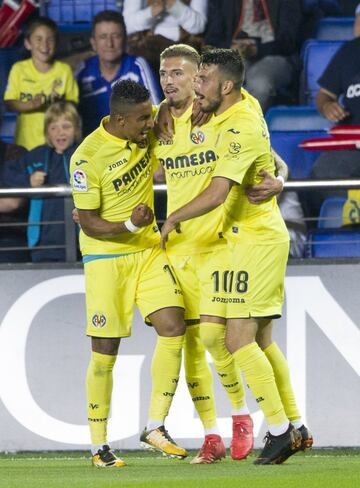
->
<box><xmin>199</xmin><ymin>86</ymin><xmax>222</xmax><ymax>113</ymax></box>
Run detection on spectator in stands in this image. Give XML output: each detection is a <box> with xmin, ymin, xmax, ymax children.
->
<box><xmin>123</xmin><ymin>0</ymin><xmax>207</xmax><ymax>69</ymax></box>
<box><xmin>2</xmin><ymin>101</ymin><xmax>80</xmax><ymax>263</ymax></box>
<box><xmin>0</xmin><ymin>118</ymin><xmax>29</xmax><ymax>263</ymax></box>
<box><xmin>76</xmin><ymin>10</ymin><xmax>162</xmax><ymax>136</ymax></box>
<box><xmin>308</xmin><ymin>33</ymin><xmax>360</xmax><ymax>218</ymax></box>
<box><xmin>205</xmin><ymin>0</ymin><xmax>303</xmax><ymax>112</ymax></box>
<box><xmin>4</xmin><ymin>17</ymin><xmax>79</xmax><ymax>150</ymax></box>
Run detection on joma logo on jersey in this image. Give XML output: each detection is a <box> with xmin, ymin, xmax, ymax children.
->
<box><xmin>160</xmin><ymin>150</ymin><xmax>217</xmax><ymax>170</ymax></box>
<box><xmin>108</xmin><ymin>158</ymin><xmax>128</xmax><ymax>171</ymax></box>
<box><xmin>190</xmin><ymin>130</ymin><xmax>205</xmax><ymax>144</ymax></box>
<box><xmin>112</xmin><ymin>153</ymin><xmax>150</xmax><ymax>190</ymax></box>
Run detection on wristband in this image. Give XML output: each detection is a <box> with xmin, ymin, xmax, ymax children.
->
<box><xmin>124</xmin><ymin>218</ymin><xmax>141</xmax><ymax>233</ymax></box>
<box><xmin>276</xmin><ymin>175</ymin><xmax>285</xmax><ymax>187</ymax></box>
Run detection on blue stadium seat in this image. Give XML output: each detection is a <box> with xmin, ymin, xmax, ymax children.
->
<box><xmin>266</xmin><ymin>106</ymin><xmax>333</xmax><ymax>131</ymax></box>
<box><xmin>307</xmin><ymin>228</ymin><xmax>360</xmax><ymax>257</ymax></box>
<box><xmin>0</xmin><ymin>112</ymin><xmax>17</xmax><ymax>144</ymax></box>
<box><xmin>318</xmin><ymin>197</ymin><xmax>347</xmax><ymax>228</ymax></box>
<box><xmin>302</xmin><ymin>40</ymin><xmax>344</xmax><ymax>105</ymax></box>
<box><xmin>270</xmin><ymin>130</ymin><xmax>325</xmax><ymax>178</ymax></box>
<box><xmin>41</xmin><ymin>0</ymin><xmax>122</xmax><ymax>23</ymax></box>
<box><xmin>316</xmin><ymin>17</ymin><xmax>354</xmax><ymax>41</ymax></box>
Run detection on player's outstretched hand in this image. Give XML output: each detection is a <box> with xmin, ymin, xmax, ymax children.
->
<box><xmin>131</xmin><ymin>204</ymin><xmax>154</xmax><ymax>227</ymax></box>
<box><xmin>246</xmin><ymin>169</ymin><xmax>283</xmax><ymax>204</ymax></box>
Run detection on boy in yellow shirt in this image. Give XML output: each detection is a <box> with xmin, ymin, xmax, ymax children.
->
<box><xmin>4</xmin><ymin>17</ymin><xmax>79</xmax><ymax>150</ymax></box>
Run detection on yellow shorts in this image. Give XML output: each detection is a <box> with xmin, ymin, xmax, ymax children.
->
<box><xmin>168</xmin><ymin>247</ymin><xmax>230</xmax><ymax>321</ymax></box>
<box><xmin>84</xmin><ymin>246</ymin><xmax>184</xmax><ymax>338</ymax></box>
<box><xmin>218</xmin><ymin>241</ymin><xmax>289</xmax><ymax>318</ymax></box>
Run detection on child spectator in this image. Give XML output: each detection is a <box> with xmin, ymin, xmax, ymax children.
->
<box><xmin>2</xmin><ymin>101</ymin><xmax>81</xmax><ymax>263</ymax></box>
<box><xmin>4</xmin><ymin>17</ymin><xmax>79</xmax><ymax>150</ymax></box>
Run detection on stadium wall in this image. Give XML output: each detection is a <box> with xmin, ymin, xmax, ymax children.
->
<box><xmin>0</xmin><ymin>263</ymin><xmax>359</xmax><ymax>451</ymax></box>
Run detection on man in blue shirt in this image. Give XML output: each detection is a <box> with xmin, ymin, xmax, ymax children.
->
<box><xmin>76</xmin><ymin>10</ymin><xmax>162</xmax><ymax>136</ymax></box>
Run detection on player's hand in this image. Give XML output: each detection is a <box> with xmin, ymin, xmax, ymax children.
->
<box><xmin>130</xmin><ymin>204</ymin><xmax>154</xmax><ymax>227</ymax></box>
<box><xmin>150</xmin><ymin>0</ymin><xmax>165</xmax><ymax>17</ymax></box>
<box><xmin>191</xmin><ymin>98</ymin><xmax>211</xmax><ymax>127</ymax></box>
<box><xmin>160</xmin><ymin>217</ymin><xmax>180</xmax><ymax>249</ymax></box>
<box><xmin>246</xmin><ymin>170</ymin><xmax>283</xmax><ymax>204</ymax></box>
<box><xmin>154</xmin><ymin>101</ymin><xmax>174</xmax><ymax>142</ymax></box>
<box><xmin>72</xmin><ymin>208</ymin><xmax>80</xmax><ymax>225</ymax></box>
<box><xmin>322</xmin><ymin>101</ymin><xmax>349</xmax><ymax>123</ymax></box>
<box><xmin>30</xmin><ymin>171</ymin><xmax>47</xmax><ymax>187</ymax></box>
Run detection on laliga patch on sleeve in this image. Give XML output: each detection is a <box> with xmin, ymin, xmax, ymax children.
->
<box><xmin>72</xmin><ymin>169</ymin><xmax>88</xmax><ymax>192</ymax></box>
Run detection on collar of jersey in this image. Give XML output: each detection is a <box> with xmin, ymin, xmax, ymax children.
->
<box><xmin>29</xmin><ymin>58</ymin><xmax>56</xmax><ymax>76</ymax></box>
<box><xmin>211</xmin><ymin>88</ymin><xmax>249</xmax><ymax>126</ymax></box>
<box><xmin>172</xmin><ymin>103</ymin><xmax>193</xmax><ymax>125</ymax></box>
<box><xmin>98</xmin><ymin>116</ymin><xmax>132</xmax><ymax>148</ymax></box>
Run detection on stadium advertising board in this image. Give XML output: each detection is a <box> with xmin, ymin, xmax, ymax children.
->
<box><xmin>0</xmin><ymin>264</ymin><xmax>359</xmax><ymax>451</ymax></box>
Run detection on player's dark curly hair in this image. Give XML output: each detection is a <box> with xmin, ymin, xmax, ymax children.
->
<box><xmin>110</xmin><ymin>80</ymin><xmax>150</xmax><ymax>114</ymax></box>
<box><xmin>201</xmin><ymin>48</ymin><xmax>245</xmax><ymax>90</ymax></box>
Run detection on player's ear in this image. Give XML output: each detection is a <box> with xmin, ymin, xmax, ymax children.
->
<box><xmin>90</xmin><ymin>36</ymin><xmax>96</xmax><ymax>52</ymax></box>
<box><xmin>221</xmin><ymin>79</ymin><xmax>234</xmax><ymax>95</ymax></box>
<box><xmin>114</xmin><ymin>114</ymin><xmax>126</xmax><ymax>126</ymax></box>
<box><xmin>24</xmin><ymin>37</ymin><xmax>31</xmax><ymax>51</ymax></box>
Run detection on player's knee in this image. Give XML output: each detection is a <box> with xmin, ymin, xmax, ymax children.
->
<box><xmin>200</xmin><ymin>325</ymin><xmax>223</xmax><ymax>352</ymax></box>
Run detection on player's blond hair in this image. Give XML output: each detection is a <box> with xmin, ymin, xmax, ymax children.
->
<box><xmin>160</xmin><ymin>44</ymin><xmax>200</xmax><ymax>67</ymax></box>
<box><xmin>44</xmin><ymin>101</ymin><xmax>82</xmax><ymax>144</ymax></box>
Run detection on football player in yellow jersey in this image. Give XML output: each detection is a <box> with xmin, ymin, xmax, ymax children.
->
<box><xmin>161</xmin><ymin>49</ymin><xmax>313</xmax><ymax>465</ymax></box>
<box><xmin>70</xmin><ymin>80</ymin><xmax>187</xmax><ymax>467</ymax></box>
<box><xmin>153</xmin><ymin>44</ymin><xmax>286</xmax><ymax>464</ymax></box>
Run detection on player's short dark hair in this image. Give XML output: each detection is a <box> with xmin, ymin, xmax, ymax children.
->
<box><xmin>110</xmin><ymin>80</ymin><xmax>150</xmax><ymax>115</ymax></box>
<box><xmin>92</xmin><ymin>10</ymin><xmax>126</xmax><ymax>36</ymax></box>
<box><xmin>201</xmin><ymin>48</ymin><xmax>245</xmax><ymax>90</ymax></box>
<box><xmin>160</xmin><ymin>44</ymin><xmax>200</xmax><ymax>67</ymax></box>
<box><xmin>24</xmin><ymin>16</ymin><xmax>58</xmax><ymax>40</ymax></box>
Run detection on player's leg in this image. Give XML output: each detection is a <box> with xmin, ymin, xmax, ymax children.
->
<box><xmin>136</xmin><ymin>247</ymin><xmax>187</xmax><ymax>458</ymax></box>
<box><xmin>225</xmin><ymin>241</ymin><xmax>302</xmax><ymax>465</ymax></box>
<box><xmin>87</xmin><ymin>337</ymin><xmax>126</xmax><ymax>468</ymax></box>
<box><xmin>84</xmin><ymin>255</ymin><xmax>136</xmax><ymax>468</ymax></box>
<box><xmin>168</xmin><ymin>254</ymin><xmax>224</xmax><ymax>462</ymax></box>
<box><xmin>198</xmin><ymin>249</ymin><xmax>253</xmax><ymax>461</ymax></box>
<box><xmin>257</xmin><ymin>320</ymin><xmax>313</xmax><ymax>451</ymax></box>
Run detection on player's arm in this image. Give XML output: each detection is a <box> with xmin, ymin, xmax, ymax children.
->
<box><xmin>245</xmin><ymin>149</ymin><xmax>288</xmax><ymax>204</ymax></box>
<box><xmin>77</xmin><ymin>204</ymin><xmax>154</xmax><ymax>238</ymax></box>
<box><xmin>161</xmin><ymin>176</ymin><xmax>232</xmax><ymax>248</ymax></box>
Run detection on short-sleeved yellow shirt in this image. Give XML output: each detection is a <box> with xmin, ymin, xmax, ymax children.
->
<box><xmin>212</xmin><ymin>90</ymin><xmax>289</xmax><ymax>245</ymax></box>
<box><xmin>70</xmin><ymin>117</ymin><xmax>159</xmax><ymax>255</ymax></box>
<box><xmin>4</xmin><ymin>59</ymin><xmax>79</xmax><ymax>149</ymax></box>
<box><xmin>151</xmin><ymin>104</ymin><xmax>225</xmax><ymax>255</ymax></box>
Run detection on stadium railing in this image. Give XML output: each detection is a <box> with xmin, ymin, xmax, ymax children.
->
<box><xmin>1</xmin><ymin>180</ymin><xmax>360</xmax><ymax>262</ymax></box>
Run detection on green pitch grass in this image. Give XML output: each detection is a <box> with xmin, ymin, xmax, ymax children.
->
<box><xmin>0</xmin><ymin>449</ymin><xmax>359</xmax><ymax>488</ymax></box>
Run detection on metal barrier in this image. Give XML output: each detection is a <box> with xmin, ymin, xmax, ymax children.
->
<box><xmin>1</xmin><ymin>180</ymin><xmax>360</xmax><ymax>263</ymax></box>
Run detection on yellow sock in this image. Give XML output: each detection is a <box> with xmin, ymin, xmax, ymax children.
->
<box><xmin>184</xmin><ymin>325</ymin><xmax>217</xmax><ymax>429</ymax></box>
<box><xmin>200</xmin><ymin>323</ymin><xmax>246</xmax><ymax>410</ymax></box>
<box><xmin>264</xmin><ymin>342</ymin><xmax>301</xmax><ymax>423</ymax></box>
<box><xmin>86</xmin><ymin>351</ymin><xmax>117</xmax><ymax>445</ymax></box>
<box><xmin>233</xmin><ymin>342</ymin><xmax>288</xmax><ymax>426</ymax></box>
<box><xmin>149</xmin><ymin>335</ymin><xmax>184</xmax><ymax>423</ymax></box>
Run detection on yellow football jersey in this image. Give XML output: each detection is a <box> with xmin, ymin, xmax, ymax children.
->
<box><xmin>151</xmin><ymin>104</ymin><xmax>225</xmax><ymax>255</ymax></box>
<box><xmin>4</xmin><ymin>59</ymin><xmax>79</xmax><ymax>150</ymax></box>
<box><xmin>212</xmin><ymin>90</ymin><xmax>289</xmax><ymax>244</ymax></box>
<box><xmin>70</xmin><ymin>117</ymin><xmax>159</xmax><ymax>255</ymax></box>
